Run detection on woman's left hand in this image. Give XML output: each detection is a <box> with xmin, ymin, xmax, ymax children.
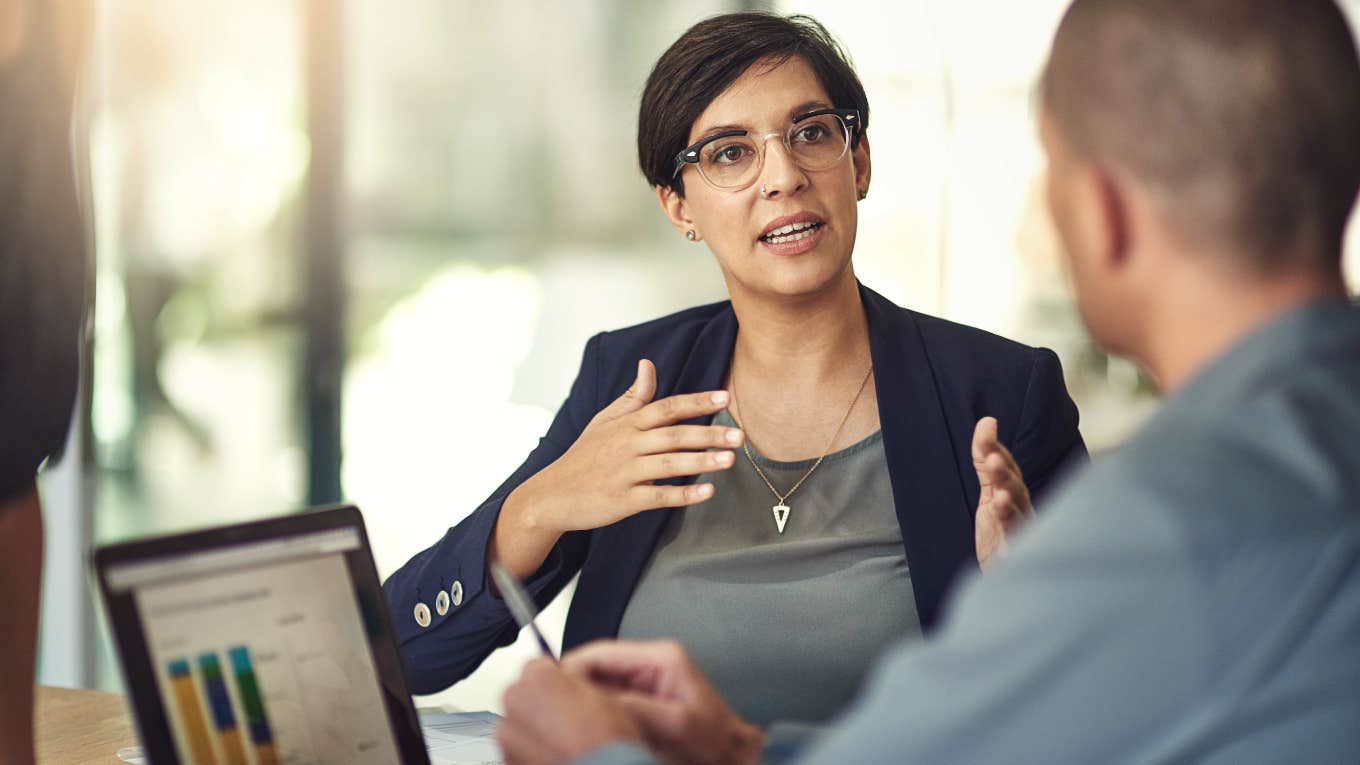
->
<box><xmin>972</xmin><ymin>417</ymin><xmax>1034</xmax><ymax>572</ymax></box>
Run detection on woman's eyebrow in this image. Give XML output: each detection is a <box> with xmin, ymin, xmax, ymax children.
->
<box><xmin>788</xmin><ymin>100</ymin><xmax>833</xmax><ymax>117</ymax></box>
<box><xmin>690</xmin><ymin>100</ymin><xmax>835</xmax><ymax>141</ymax></box>
<box><xmin>692</xmin><ymin>121</ymin><xmax>751</xmax><ymax>140</ymax></box>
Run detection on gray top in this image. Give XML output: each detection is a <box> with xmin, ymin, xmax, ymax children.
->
<box><xmin>617</xmin><ymin>409</ymin><xmax>919</xmax><ymax>726</ymax></box>
<box><xmin>583</xmin><ymin>300</ymin><xmax>1360</xmax><ymax>764</ymax></box>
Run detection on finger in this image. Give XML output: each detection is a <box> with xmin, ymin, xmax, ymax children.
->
<box><xmin>563</xmin><ymin>639</ymin><xmax>693</xmax><ymax>698</ymax></box>
<box><xmin>985</xmin><ymin>438</ymin><xmax>1024</xmax><ymax>476</ymax></box>
<box><xmin>984</xmin><ymin>453</ymin><xmax>1032</xmax><ymax>514</ymax></box>
<box><xmin>636</xmin><ymin>424</ymin><xmax>744</xmax><ymax>455</ymax></box>
<box><xmin>990</xmin><ymin>487</ymin><xmax>1032</xmax><ymax>524</ymax></box>
<box><xmin>599</xmin><ymin>359</ymin><xmax>658</xmax><ymax>423</ymax></box>
<box><xmin>971</xmin><ymin>416</ymin><xmax>999</xmax><ymax>465</ymax></box>
<box><xmin>496</xmin><ymin>719</ymin><xmax>556</xmax><ymax>765</ymax></box>
<box><xmin>503</xmin><ymin>659</ymin><xmax>559</xmax><ymax>715</ymax></box>
<box><xmin>613</xmin><ymin>692</ymin><xmax>691</xmax><ymax>748</ymax></box>
<box><xmin>982</xmin><ymin>452</ymin><xmax>1021</xmax><ymax>487</ymax></box>
<box><xmin>632</xmin><ymin>450</ymin><xmax>735</xmax><ymax>483</ymax></box>
<box><xmin>500</xmin><ymin>664</ymin><xmax>568</xmax><ymax>765</ymax></box>
<box><xmin>633</xmin><ymin>390</ymin><xmax>730</xmax><ymax>431</ymax></box>
<box><xmin>626</xmin><ymin>482</ymin><xmax>715</xmax><ymax>512</ymax></box>
<box><xmin>990</xmin><ymin>487</ymin><xmax>1016</xmax><ymax>521</ymax></box>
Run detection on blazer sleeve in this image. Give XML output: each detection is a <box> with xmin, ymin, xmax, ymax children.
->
<box><xmin>1013</xmin><ymin>347</ymin><xmax>1088</xmax><ymax>505</ymax></box>
<box><xmin>382</xmin><ymin>333</ymin><xmax>606</xmax><ymax>694</ymax></box>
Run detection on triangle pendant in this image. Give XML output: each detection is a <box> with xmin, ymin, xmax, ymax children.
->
<box><xmin>772</xmin><ymin>504</ymin><xmax>790</xmax><ymax>534</ymax></box>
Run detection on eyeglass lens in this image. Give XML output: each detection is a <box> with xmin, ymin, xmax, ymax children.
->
<box><xmin>697</xmin><ymin>114</ymin><xmax>850</xmax><ymax>189</ymax></box>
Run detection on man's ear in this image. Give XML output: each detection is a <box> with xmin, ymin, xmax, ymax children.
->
<box><xmin>852</xmin><ymin>132</ymin><xmax>872</xmax><ymax>199</ymax></box>
<box><xmin>656</xmin><ymin>184</ymin><xmax>699</xmax><ymax>240</ymax></box>
<box><xmin>1080</xmin><ymin>163</ymin><xmax>1131</xmax><ymax>274</ymax></box>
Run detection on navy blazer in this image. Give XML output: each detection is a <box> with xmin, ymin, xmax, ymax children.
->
<box><xmin>383</xmin><ymin>284</ymin><xmax>1087</xmax><ymax>694</ymax></box>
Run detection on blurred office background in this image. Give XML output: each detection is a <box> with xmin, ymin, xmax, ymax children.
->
<box><xmin>38</xmin><ymin>0</ymin><xmax>1360</xmax><ymax>712</ymax></box>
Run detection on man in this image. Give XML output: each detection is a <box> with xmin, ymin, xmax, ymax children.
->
<box><xmin>0</xmin><ymin>1</ymin><xmax>89</xmax><ymax>763</ymax></box>
<box><xmin>494</xmin><ymin>0</ymin><xmax>1360</xmax><ymax>762</ymax></box>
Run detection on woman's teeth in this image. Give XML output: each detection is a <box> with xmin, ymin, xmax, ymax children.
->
<box><xmin>761</xmin><ymin>221</ymin><xmax>823</xmax><ymax>244</ymax></box>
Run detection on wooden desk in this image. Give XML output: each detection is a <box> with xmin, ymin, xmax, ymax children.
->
<box><xmin>36</xmin><ymin>685</ymin><xmax>136</xmax><ymax>764</ymax></box>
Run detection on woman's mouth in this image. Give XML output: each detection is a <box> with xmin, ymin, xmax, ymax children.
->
<box><xmin>759</xmin><ymin>220</ymin><xmax>825</xmax><ymax>244</ymax></box>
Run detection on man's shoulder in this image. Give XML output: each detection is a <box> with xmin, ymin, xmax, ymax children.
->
<box><xmin>1038</xmin><ymin>375</ymin><xmax>1360</xmax><ymax>569</ymax></box>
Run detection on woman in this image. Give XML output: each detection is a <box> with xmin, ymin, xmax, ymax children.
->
<box><xmin>383</xmin><ymin>12</ymin><xmax>1085</xmax><ymax>725</ymax></box>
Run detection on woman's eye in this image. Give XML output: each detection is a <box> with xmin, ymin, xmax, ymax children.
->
<box><xmin>794</xmin><ymin>125</ymin><xmax>830</xmax><ymax>143</ymax></box>
<box><xmin>711</xmin><ymin>144</ymin><xmax>749</xmax><ymax>164</ymax></box>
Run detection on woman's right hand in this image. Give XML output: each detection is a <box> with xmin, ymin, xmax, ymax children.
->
<box><xmin>492</xmin><ymin>359</ymin><xmax>743</xmax><ymax>580</ymax></box>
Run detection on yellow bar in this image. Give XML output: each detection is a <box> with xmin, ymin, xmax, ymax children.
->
<box><xmin>217</xmin><ymin>727</ymin><xmax>248</xmax><ymax>765</ymax></box>
<box><xmin>255</xmin><ymin>743</ymin><xmax>280</xmax><ymax>765</ymax></box>
<box><xmin>170</xmin><ymin>672</ymin><xmax>217</xmax><ymax>764</ymax></box>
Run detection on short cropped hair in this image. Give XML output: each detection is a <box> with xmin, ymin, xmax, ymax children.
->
<box><xmin>1042</xmin><ymin>0</ymin><xmax>1360</xmax><ymax>269</ymax></box>
<box><xmin>637</xmin><ymin>12</ymin><xmax>869</xmax><ymax>197</ymax></box>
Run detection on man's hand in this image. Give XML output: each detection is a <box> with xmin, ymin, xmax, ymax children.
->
<box><xmin>972</xmin><ymin>417</ymin><xmax>1034</xmax><ymax>572</ymax></box>
<box><xmin>562</xmin><ymin>640</ymin><xmax>764</xmax><ymax>765</ymax></box>
<box><xmin>498</xmin><ymin>657</ymin><xmax>645</xmax><ymax>765</ymax></box>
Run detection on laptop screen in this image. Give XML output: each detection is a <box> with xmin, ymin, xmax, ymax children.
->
<box><xmin>98</xmin><ymin>509</ymin><xmax>427</xmax><ymax>765</ymax></box>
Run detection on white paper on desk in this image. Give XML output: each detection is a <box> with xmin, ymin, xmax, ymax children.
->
<box><xmin>421</xmin><ymin>711</ymin><xmax>503</xmax><ymax>765</ymax></box>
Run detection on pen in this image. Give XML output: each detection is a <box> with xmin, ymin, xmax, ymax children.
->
<box><xmin>489</xmin><ymin>559</ymin><xmax>558</xmax><ymax>660</ymax></box>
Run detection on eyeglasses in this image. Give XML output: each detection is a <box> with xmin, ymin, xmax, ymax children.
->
<box><xmin>671</xmin><ymin>108</ymin><xmax>862</xmax><ymax>191</ymax></box>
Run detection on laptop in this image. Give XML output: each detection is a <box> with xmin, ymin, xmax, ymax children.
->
<box><xmin>95</xmin><ymin>505</ymin><xmax>439</xmax><ymax>765</ymax></box>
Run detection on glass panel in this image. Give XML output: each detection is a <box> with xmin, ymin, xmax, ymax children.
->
<box><xmin>87</xmin><ymin>0</ymin><xmax>307</xmax><ymax>687</ymax></box>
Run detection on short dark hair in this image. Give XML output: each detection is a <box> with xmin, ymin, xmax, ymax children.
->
<box><xmin>637</xmin><ymin>12</ymin><xmax>869</xmax><ymax>197</ymax></box>
<box><xmin>1042</xmin><ymin>0</ymin><xmax>1360</xmax><ymax>270</ymax></box>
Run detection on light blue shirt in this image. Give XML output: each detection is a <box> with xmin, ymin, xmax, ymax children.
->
<box><xmin>579</xmin><ymin>300</ymin><xmax>1360</xmax><ymax>764</ymax></box>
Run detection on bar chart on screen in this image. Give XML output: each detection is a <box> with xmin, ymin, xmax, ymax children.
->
<box><xmin>135</xmin><ymin>553</ymin><xmax>401</xmax><ymax>764</ymax></box>
<box><xmin>229</xmin><ymin>646</ymin><xmax>280</xmax><ymax>765</ymax></box>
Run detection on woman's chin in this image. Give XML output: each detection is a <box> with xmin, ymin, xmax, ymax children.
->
<box><xmin>739</xmin><ymin>258</ymin><xmax>854</xmax><ymax>300</ymax></box>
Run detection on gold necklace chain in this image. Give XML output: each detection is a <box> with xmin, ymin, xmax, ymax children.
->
<box><xmin>728</xmin><ymin>362</ymin><xmax>874</xmax><ymax>532</ymax></box>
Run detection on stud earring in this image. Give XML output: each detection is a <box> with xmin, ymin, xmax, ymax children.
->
<box><xmin>857</xmin><ymin>189</ymin><xmax>868</xmax><ymax>201</ymax></box>
<box><xmin>686</xmin><ymin>230</ymin><xmax>697</xmax><ymax>241</ymax></box>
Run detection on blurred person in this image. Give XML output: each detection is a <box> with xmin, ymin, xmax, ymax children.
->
<box><xmin>384</xmin><ymin>12</ymin><xmax>1086</xmax><ymax>725</ymax></box>
<box><xmin>494</xmin><ymin>0</ymin><xmax>1360</xmax><ymax>762</ymax></box>
<box><xmin>0</xmin><ymin>0</ymin><xmax>90</xmax><ymax>762</ymax></box>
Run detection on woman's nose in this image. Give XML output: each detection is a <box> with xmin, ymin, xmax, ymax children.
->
<box><xmin>757</xmin><ymin>135</ymin><xmax>808</xmax><ymax>198</ymax></box>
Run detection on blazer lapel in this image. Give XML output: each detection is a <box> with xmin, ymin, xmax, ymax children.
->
<box><xmin>564</xmin><ymin>306</ymin><xmax>739</xmax><ymax>648</ymax></box>
<box><xmin>862</xmin><ymin>285</ymin><xmax>976</xmax><ymax>632</ymax></box>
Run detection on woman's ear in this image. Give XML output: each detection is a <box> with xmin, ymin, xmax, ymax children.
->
<box><xmin>852</xmin><ymin>132</ymin><xmax>872</xmax><ymax>200</ymax></box>
<box><xmin>656</xmin><ymin>184</ymin><xmax>701</xmax><ymax>241</ymax></box>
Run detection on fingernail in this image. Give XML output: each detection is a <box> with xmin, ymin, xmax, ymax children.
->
<box><xmin>711</xmin><ymin>391</ymin><xmax>729</xmax><ymax>405</ymax></box>
<box><xmin>716</xmin><ymin>451</ymin><xmax>735</xmax><ymax>466</ymax></box>
<box><xmin>725</xmin><ymin>429</ymin><xmax>742</xmax><ymax>445</ymax></box>
<box><xmin>697</xmin><ymin>483</ymin><xmax>714</xmax><ymax>498</ymax></box>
